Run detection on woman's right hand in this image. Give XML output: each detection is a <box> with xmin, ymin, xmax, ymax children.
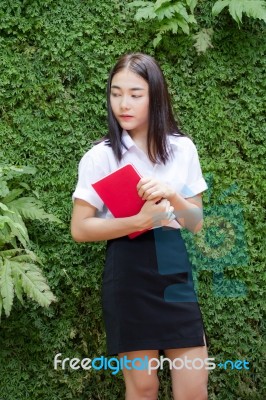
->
<box><xmin>137</xmin><ymin>198</ymin><xmax>175</xmax><ymax>230</ymax></box>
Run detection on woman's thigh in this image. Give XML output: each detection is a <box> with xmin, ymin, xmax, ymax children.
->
<box><xmin>118</xmin><ymin>349</ymin><xmax>160</xmax><ymax>399</ymax></box>
<box><xmin>164</xmin><ymin>339</ymin><xmax>209</xmax><ymax>400</ymax></box>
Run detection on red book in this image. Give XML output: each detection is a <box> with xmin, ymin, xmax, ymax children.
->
<box><xmin>91</xmin><ymin>164</ymin><xmax>148</xmax><ymax>239</ymax></box>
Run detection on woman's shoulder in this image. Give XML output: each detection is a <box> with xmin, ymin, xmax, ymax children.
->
<box><xmin>169</xmin><ymin>133</ymin><xmax>198</xmax><ymax>152</ymax></box>
<box><xmin>80</xmin><ymin>138</ymin><xmax>114</xmax><ymax>164</ymax></box>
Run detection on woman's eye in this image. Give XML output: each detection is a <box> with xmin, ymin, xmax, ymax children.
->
<box><xmin>111</xmin><ymin>93</ymin><xmax>120</xmax><ymax>97</ymax></box>
<box><xmin>132</xmin><ymin>95</ymin><xmax>141</xmax><ymax>98</ymax></box>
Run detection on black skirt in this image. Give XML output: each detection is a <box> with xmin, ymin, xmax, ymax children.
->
<box><xmin>102</xmin><ymin>227</ymin><xmax>208</xmax><ymax>356</ymax></box>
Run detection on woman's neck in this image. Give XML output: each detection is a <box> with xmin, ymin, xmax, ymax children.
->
<box><xmin>128</xmin><ymin>130</ymin><xmax>148</xmax><ymax>153</ymax></box>
<box><xmin>127</xmin><ymin>130</ymin><xmax>156</xmax><ymax>161</ymax></box>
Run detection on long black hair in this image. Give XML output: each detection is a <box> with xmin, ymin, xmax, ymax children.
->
<box><xmin>106</xmin><ymin>53</ymin><xmax>185</xmax><ymax>164</ymax></box>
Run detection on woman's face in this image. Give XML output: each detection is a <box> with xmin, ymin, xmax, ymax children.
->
<box><xmin>110</xmin><ymin>69</ymin><xmax>149</xmax><ymax>137</ymax></box>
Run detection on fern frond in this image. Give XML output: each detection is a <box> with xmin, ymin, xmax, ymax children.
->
<box><xmin>231</xmin><ymin>0</ymin><xmax>266</xmax><ymax>24</ymax></box>
<box><xmin>0</xmin><ymin>249</ymin><xmax>20</xmax><ymax>258</ymax></box>
<box><xmin>153</xmin><ymin>32</ymin><xmax>163</xmax><ymax>47</ymax></box>
<box><xmin>160</xmin><ymin>20</ymin><xmax>179</xmax><ymax>34</ymax></box>
<box><xmin>193</xmin><ymin>28</ymin><xmax>214</xmax><ymax>54</ymax></box>
<box><xmin>0</xmin><ymin>292</ymin><xmax>2</xmax><ymax>320</ymax></box>
<box><xmin>0</xmin><ymin>259</ymin><xmax>14</xmax><ymax>317</ymax></box>
<box><xmin>173</xmin><ymin>3</ymin><xmax>190</xmax><ymax>20</ymax></box>
<box><xmin>11</xmin><ymin>254</ymin><xmax>42</xmax><ymax>264</ymax></box>
<box><xmin>212</xmin><ymin>0</ymin><xmax>266</xmax><ymax>24</ymax></box>
<box><xmin>0</xmin><ymin>164</ymin><xmax>59</xmax><ymax>319</ymax></box>
<box><xmin>0</xmin><ymin>180</ymin><xmax>9</xmax><ymax>198</ymax></box>
<box><xmin>212</xmin><ymin>0</ymin><xmax>231</xmax><ymax>17</ymax></box>
<box><xmin>11</xmin><ymin>261</ymin><xmax>56</xmax><ymax>307</ymax></box>
<box><xmin>0</xmin><ymin>202</ymin><xmax>10</xmax><ymax>212</ymax></box>
<box><xmin>2</xmin><ymin>211</ymin><xmax>29</xmax><ymax>246</ymax></box>
<box><xmin>7</xmin><ymin>197</ymin><xmax>61</xmax><ymax>223</ymax></box>
<box><xmin>159</xmin><ymin>13</ymin><xmax>191</xmax><ymax>34</ymax></box>
<box><xmin>156</xmin><ymin>5</ymin><xmax>177</xmax><ymax>21</ymax></box>
<box><xmin>134</xmin><ymin>3</ymin><xmax>157</xmax><ymax>20</ymax></box>
<box><xmin>128</xmin><ymin>0</ymin><xmax>151</xmax><ymax>8</ymax></box>
<box><xmin>185</xmin><ymin>0</ymin><xmax>198</xmax><ymax>13</ymax></box>
<box><xmin>154</xmin><ymin>0</ymin><xmax>171</xmax><ymax>10</ymax></box>
<box><xmin>0</xmin><ymin>248</ymin><xmax>41</xmax><ymax>264</ymax></box>
<box><xmin>175</xmin><ymin>15</ymin><xmax>190</xmax><ymax>34</ymax></box>
<box><xmin>0</xmin><ymin>215</ymin><xmax>29</xmax><ymax>248</ymax></box>
<box><xmin>11</xmin><ymin>262</ymin><xmax>24</xmax><ymax>304</ymax></box>
<box><xmin>0</xmin><ymin>228</ymin><xmax>17</xmax><ymax>248</ymax></box>
<box><xmin>2</xmin><ymin>189</ymin><xmax>24</xmax><ymax>204</ymax></box>
<box><xmin>5</xmin><ymin>165</ymin><xmax>36</xmax><ymax>178</ymax></box>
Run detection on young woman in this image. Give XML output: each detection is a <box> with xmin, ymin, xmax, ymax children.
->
<box><xmin>71</xmin><ymin>53</ymin><xmax>209</xmax><ymax>400</ymax></box>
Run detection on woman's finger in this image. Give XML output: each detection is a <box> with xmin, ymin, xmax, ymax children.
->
<box><xmin>136</xmin><ymin>177</ymin><xmax>151</xmax><ymax>189</ymax></box>
<box><xmin>138</xmin><ymin>182</ymin><xmax>155</xmax><ymax>198</ymax></box>
<box><xmin>145</xmin><ymin>190</ymin><xmax>163</xmax><ymax>200</ymax></box>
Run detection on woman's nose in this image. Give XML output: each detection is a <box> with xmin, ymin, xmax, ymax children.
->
<box><xmin>120</xmin><ymin>96</ymin><xmax>130</xmax><ymax>109</ymax></box>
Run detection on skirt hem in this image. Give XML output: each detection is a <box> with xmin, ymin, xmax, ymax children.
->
<box><xmin>107</xmin><ymin>335</ymin><xmax>206</xmax><ymax>357</ymax></box>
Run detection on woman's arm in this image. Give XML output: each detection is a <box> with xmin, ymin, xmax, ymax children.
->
<box><xmin>137</xmin><ymin>178</ymin><xmax>204</xmax><ymax>233</ymax></box>
<box><xmin>71</xmin><ymin>198</ymin><xmax>175</xmax><ymax>242</ymax></box>
<box><xmin>167</xmin><ymin>192</ymin><xmax>203</xmax><ymax>233</ymax></box>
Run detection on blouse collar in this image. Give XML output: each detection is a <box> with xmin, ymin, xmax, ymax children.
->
<box><xmin>121</xmin><ymin>130</ymin><xmax>179</xmax><ymax>155</ymax></box>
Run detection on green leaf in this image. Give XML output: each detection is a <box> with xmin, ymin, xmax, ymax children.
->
<box><xmin>12</xmin><ymin>261</ymin><xmax>56</xmax><ymax>308</ymax></box>
<box><xmin>134</xmin><ymin>4</ymin><xmax>157</xmax><ymax>20</ymax></box>
<box><xmin>212</xmin><ymin>0</ymin><xmax>266</xmax><ymax>24</ymax></box>
<box><xmin>0</xmin><ymin>214</ymin><xmax>29</xmax><ymax>247</ymax></box>
<box><xmin>0</xmin><ymin>249</ymin><xmax>20</xmax><ymax>258</ymax></box>
<box><xmin>11</xmin><ymin>263</ymin><xmax>24</xmax><ymax>305</ymax></box>
<box><xmin>7</xmin><ymin>197</ymin><xmax>61</xmax><ymax>223</ymax></box>
<box><xmin>8</xmin><ymin>165</ymin><xmax>36</xmax><ymax>176</ymax></box>
<box><xmin>212</xmin><ymin>0</ymin><xmax>231</xmax><ymax>17</ymax></box>
<box><xmin>2</xmin><ymin>188</ymin><xmax>24</xmax><ymax>203</ymax></box>
<box><xmin>0</xmin><ymin>248</ymin><xmax>41</xmax><ymax>264</ymax></box>
<box><xmin>154</xmin><ymin>0</ymin><xmax>171</xmax><ymax>11</ymax></box>
<box><xmin>0</xmin><ymin>180</ymin><xmax>9</xmax><ymax>198</ymax></box>
<box><xmin>0</xmin><ymin>259</ymin><xmax>14</xmax><ymax>317</ymax></box>
<box><xmin>159</xmin><ymin>16</ymin><xmax>190</xmax><ymax>35</ymax></box>
<box><xmin>0</xmin><ymin>165</ymin><xmax>36</xmax><ymax>183</ymax></box>
<box><xmin>0</xmin><ymin>201</ymin><xmax>10</xmax><ymax>212</ymax></box>
<box><xmin>0</xmin><ymin>292</ymin><xmax>2</xmax><ymax>321</ymax></box>
<box><xmin>229</xmin><ymin>0</ymin><xmax>246</xmax><ymax>24</ymax></box>
<box><xmin>127</xmin><ymin>0</ymin><xmax>151</xmax><ymax>8</ymax></box>
<box><xmin>187</xmin><ymin>14</ymin><xmax>197</xmax><ymax>24</ymax></box>
<box><xmin>159</xmin><ymin>20</ymin><xmax>179</xmax><ymax>34</ymax></box>
<box><xmin>153</xmin><ymin>32</ymin><xmax>163</xmax><ymax>47</ymax></box>
<box><xmin>175</xmin><ymin>15</ymin><xmax>190</xmax><ymax>34</ymax></box>
<box><xmin>185</xmin><ymin>0</ymin><xmax>198</xmax><ymax>13</ymax></box>
<box><xmin>156</xmin><ymin>4</ymin><xmax>177</xmax><ymax>20</ymax></box>
<box><xmin>173</xmin><ymin>3</ymin><xmax>190</xmax><ymax>20</ymax></box>
<box><xmin>193</xmin><ymin>28</ymin><xmax>214</xmax><ymax>54</ymax></box>
<box><xmin>3</xmin><ymin>211</ymin><xmax>29</xmax><ymax>244</ymax></box>
<box><xmin>229</xmin><ymin>0</ymin><xmax>266</xmax><ymax>24</ymax></box>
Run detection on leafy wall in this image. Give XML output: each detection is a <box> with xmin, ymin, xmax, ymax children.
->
<box><xmin>0</xmin><ymin>0</ymin><xmax>265</xmax><ymax>399</ymax></box>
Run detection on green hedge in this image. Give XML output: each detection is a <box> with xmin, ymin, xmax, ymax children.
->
<box><xmin>0</xmin><ymin>1</ymin><xmax>265</xmax><ymax>399</ymax></box>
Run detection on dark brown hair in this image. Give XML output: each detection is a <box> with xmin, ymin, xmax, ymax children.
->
<box><xmin>105</xmin><ymin>53</ymin><xmax>184</xmax><ymax>164</ymax></box>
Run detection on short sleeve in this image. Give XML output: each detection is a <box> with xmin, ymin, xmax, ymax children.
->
<box><xmin>180</xmin><ymin>141</ymin><xmax>208</xmax><ymax>198</ymax></box>
<box><xmin>72</xmin><ymin>150</ymin><xmax>105</xmax><ymax>211</ymax></box>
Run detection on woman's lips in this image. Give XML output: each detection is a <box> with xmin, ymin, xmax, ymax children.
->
<box><xmin>120</xmin><ymin>115</ymin><xmax>133</xmax><ymax>121</ymax></box>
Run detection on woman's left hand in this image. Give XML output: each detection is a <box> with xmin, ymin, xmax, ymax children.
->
<box><xmin>137</xmin><ymin>177</ymin><xmax>175</xmax><ymax>201</ymax></box>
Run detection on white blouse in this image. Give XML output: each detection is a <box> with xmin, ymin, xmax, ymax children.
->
<box><xmin>72</xmin><ymin>130</ymin><xmax>208</xmax><ymax>229</ymax></box>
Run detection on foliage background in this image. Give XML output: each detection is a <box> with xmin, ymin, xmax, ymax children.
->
<box><xmin>0</xmin><ymin>0</ymin><xmax>265</xmax><ymax>399</ymax></box>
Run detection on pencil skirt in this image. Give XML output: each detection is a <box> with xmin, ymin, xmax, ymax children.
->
<box><xmin>102</xmin><ymin>227</ymin><xmax>207</xmax><ymax>356</ymax></box>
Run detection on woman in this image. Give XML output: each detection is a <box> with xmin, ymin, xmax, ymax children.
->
<box><xmin>71</xmin><ymin>53</ymin><xmax>209</xmax><ymax>400</ymax></box>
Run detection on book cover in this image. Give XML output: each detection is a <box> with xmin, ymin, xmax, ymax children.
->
<box><xmin>91</xmin><ymin>164</ymin><xmax>148</xmax><ymax>238</ymax></box>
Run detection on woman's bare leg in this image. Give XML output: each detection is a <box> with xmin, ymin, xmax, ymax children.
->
<box><xmin>118</xmin><ymin>349</ymin><xmax>160</xmax><ymax>400</ymax></box>
<box><xmin>164</xmin><ymin>335</ymin><xmax>209</xmax><ymax>400</ymax></box>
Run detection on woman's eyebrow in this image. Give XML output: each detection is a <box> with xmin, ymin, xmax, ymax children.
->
<box><xmin>111</xmin><ymin>85</ymin><xmax>145</xmax><ymax>91</ymax></box>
